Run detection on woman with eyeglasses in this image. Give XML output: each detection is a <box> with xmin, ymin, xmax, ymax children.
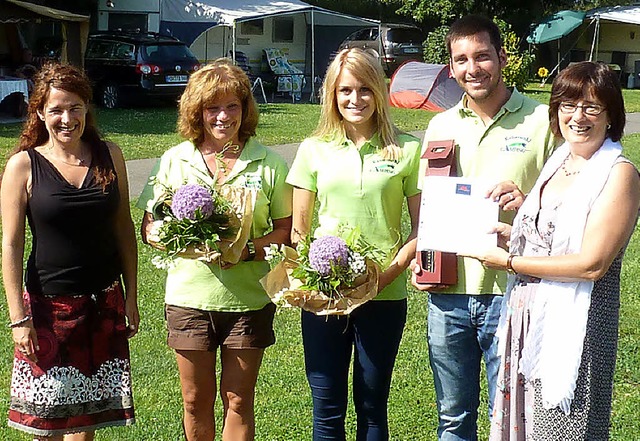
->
<box><xmin>462</xmin><ymin>61</ymin><xmax>640</xmax><ymax>439</ymax></box>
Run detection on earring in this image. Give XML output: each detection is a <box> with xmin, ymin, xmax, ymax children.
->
<box><xmin>607</xmin><ymin>123</ymin><xmax>611</xmax><ymax>130</ymax></box>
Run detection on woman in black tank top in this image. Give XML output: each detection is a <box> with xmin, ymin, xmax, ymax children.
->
<box><xmin>1</xmin><ymin>63</ymin><xmax>139</xmax><ymax>439</ymax></box>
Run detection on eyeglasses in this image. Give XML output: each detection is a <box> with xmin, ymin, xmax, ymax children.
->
<box><xmin>559</xmin><ymin>102</ymin><xmax>605</xmax><ymax>116</ymax></box>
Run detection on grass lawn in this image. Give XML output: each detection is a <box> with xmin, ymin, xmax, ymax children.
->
<box><xmin>0</xmin><ymin>90</ymin><xmax>639</xmax><ymax>439</ymax></box>
<box><xmin>522</xmin><ymin>83</ymin><xmax>640</xmax><ymax>113</ymax></box>
<box><xmin>0</xmin><ymin>105</ymin><xmax>432</xmax><ymax>168</ymax></box>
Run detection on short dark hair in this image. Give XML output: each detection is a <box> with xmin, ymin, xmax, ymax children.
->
<box><xmin>446</xmin><ymin>15</ymin><xmax>503</xmax><ymax>57</ymax></box>
<box><xmin>549</xmin><ymin>61</ymin><xmax>625</xmax><ymax>142</ymax></box>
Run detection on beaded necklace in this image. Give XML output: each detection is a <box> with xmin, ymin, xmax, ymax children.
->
<box><xmin>560</xmin><ymin>156</ymin><xmax>580</xmax><ymax>176</ymax></box>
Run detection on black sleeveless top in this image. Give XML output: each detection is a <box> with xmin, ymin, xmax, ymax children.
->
<box><xmin>25</xmin><ymin>145</ymin><xmax>122</xmax><ymax>295</ymax></box>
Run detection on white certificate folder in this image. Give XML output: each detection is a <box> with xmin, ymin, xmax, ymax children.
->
<box><xmin>417</xmin><ymin>177</ymin><xmax>499</xmax><ymax>254</ymax></box>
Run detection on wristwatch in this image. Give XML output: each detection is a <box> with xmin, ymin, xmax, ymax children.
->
<box><xmin>244</xmin><ymin>240</ymin><xmax>256</xmax><ymax>261</ymax></box>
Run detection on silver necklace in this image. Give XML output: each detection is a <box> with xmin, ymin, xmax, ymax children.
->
<box><xmin>45</xmin><ymin>145</ymin><xmax>90</xmax><ymax>167</ymax></box>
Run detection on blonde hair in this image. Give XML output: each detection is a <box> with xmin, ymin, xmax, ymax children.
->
<box><xmin>314</xmin><ymin>48</ymin><xmax>401</xmax><ymax>160</ymax></box>
<box><xmin>177</xmin><ymin>59</ymin><xmax>259</xmax><ymax>145</ymax></box>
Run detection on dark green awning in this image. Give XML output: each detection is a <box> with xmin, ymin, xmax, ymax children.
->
<box><xmin>527</xmin><ymin>10</ymin><xmax>586</xmax><ymax>44</ymax></box>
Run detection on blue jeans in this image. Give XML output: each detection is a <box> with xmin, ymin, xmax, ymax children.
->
<box><xmin>302</xmin><ymin>299</ymin><xmax>407</xmax><ymax>441</ymax></box>
<box><xmin>427</xmin><ymin>293</ymin><xmax>503</xmax><ymax>441</ymax></box>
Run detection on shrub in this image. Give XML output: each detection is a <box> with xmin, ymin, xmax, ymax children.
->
<box><xmin>495</xmin><ymin>18</ymin><xmax>534</xmax><ymax>91</ymax></box>
<box><xmin>423</xmin><ymin>25</ymin><xmax>450</xmax><ymax>64</ymax></box>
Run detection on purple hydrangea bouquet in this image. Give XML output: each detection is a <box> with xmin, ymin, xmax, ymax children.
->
<box><xmin>149</xmin><ymin>181</ymin><xmax>254</xmax><ymax>267</ymax></box>
<box><xmin>260</xmin><ymin>227</ymin><xmax>382</xmax><ymax>315</ymax></box>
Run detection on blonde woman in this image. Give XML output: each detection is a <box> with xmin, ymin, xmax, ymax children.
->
<box><xmin>138</xmin><ymin>60</ymin><xmax>292</xmax><ymax>441</ymax></box>
<box><xmin>286</xmin><ymin>48</ymin><xmax>421</xmax><ymax>440</ymax></box>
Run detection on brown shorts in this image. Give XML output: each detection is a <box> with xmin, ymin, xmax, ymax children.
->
<box><xmin>165</xmin><ymin>303</ymin><xmax>276</xmax><ymax>351</ymax></box>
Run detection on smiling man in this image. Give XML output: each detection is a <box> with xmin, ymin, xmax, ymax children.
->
<box><xmin>411</xmin><ymin>15</ymin><xmax>558</xmax><ymax>440</ymax></box>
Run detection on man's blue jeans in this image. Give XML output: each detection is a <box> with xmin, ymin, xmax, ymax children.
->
<box><xmin>302</xmin><ymin>299</ymin><xmax>407</xmax><ymax>441</ymax></box>
<box><xmin>427</xmin><ymin>293</ymin><xmax>503</xmax><ymax>441</ymax></box>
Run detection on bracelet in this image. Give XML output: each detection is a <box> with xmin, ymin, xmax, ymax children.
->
<box><xmin>244</xmin><ymin>240</ymin><xmax>256</xmax><ymax>261</ymax></box>
<box><xmin>9</xmin><ymin>315</ymin><xmax>32</xmax><ymax>328</ymax></box>
<box><xmin>506</xmin><ymin>254</ymin><xmax>516</xmax><ymax>274</ymax></box>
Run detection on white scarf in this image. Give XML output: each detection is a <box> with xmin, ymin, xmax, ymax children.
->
<box><xmin>500</xmin><ymin>138</ymin><xmax>622</xmax><ymax>414</ymax></box>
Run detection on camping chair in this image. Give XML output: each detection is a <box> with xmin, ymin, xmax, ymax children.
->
<box><xmin>229</xmin><ymin>51</ymin><xmax>268</xmax><ymax>103</ymax></box>
<box><xmin>262</xmin><ymin>48</ymin><xmax>305</xmax><ymax>102</ymax></box>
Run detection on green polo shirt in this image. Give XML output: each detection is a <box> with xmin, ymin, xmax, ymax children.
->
<box><xmin>286</xmin><ymin>132</ymin><xmax>421</xmax><ymax>301</ymax></box>
<box><xmin>137</xmin><ymin>138</ymin><xmax>292</xmax><ymax>312</ymax></box>
<box><xmin>420</xmin><ymin>88</ymin><xmax>557</xmax><ymax>295</ymax></box>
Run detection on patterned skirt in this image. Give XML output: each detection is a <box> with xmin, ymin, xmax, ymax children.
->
<box><xmin>8</xmin><ymin>281</ymin><xmax>135</xmax><ymax>437</ymax></box>
<box><xmin>490</xmin><ymin>263</ymin><xmax>620</xmax><ymax>440</ymax></box>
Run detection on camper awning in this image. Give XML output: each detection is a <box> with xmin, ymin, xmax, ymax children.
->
<box><xmin>164</xmin><ymin>0</ymin><xmax>308</xmax><ymax>24</ymax></box>
<box><xmin>0</xmin><ymin>0</ymin><xmax>89</xmax><ymax>66</ymax></box>
<box><xmin>1</xmin><ymin>0</ymin><xmax>89</xmax><ymax>23</ymax></box>
<box><xmin>160</xmin><ymin>0</ymin><xmax>377</xmax><ymax>46</ymax></box>
<box><xmin>587</xmin><ymin>5</ymin><xmax>640</xmax><ymax>25</ymax></box>
<box><xmin>160</xmin><ymin>0</ymin><xmax>378</xmax><ymax>102</ymax></box>
<box><xmin>527</xmin><ymin>10</ymin><xmax>586</xmax><ymax>44</ymax></box>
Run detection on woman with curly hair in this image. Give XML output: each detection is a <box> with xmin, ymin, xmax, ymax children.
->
<box><xmin>1</xmin><ymin>63</ymin><xmax>139</xmax><ymax>439</ymax></box>
<box><xmin>138</xmin><ymin>59</ymin><xmax>292</xmax><ymax>440</ymax></box>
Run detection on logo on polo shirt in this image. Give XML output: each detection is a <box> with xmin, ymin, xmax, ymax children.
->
<box><xmin>242</xmin><ymin>174</ymin><xmax>263</xmax><ymax>190</ymax></box>
<box><xmin>502</xmin><ymin>136</ymin><xmax>531</xmax><ymax>153</ymax></box>
<box><xmin>370</xmin><ymin>158</ymin><xmax>398</xmax><ymax>174</ymax></box>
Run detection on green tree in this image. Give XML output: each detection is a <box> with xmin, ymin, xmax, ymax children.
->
<box><xmin>303</xmin><ymin>0</ymin><xmax>408</xmax><ymax>23</ymax></box>
<box><xmin>495</xmin><ymin>18</ymin><xmax>534</xmax><ymax>90</ymax></box>
<box><xmin>401</xmin><ymin>0</ymin><xmax>635</xmax><ymax>20</ymax></box>
<box><xmin>380</xmin><ymin>0</ymin><xmax>636</xmax><ymax>37</ymax></box>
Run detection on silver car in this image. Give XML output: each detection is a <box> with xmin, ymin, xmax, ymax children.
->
<box><xmin>339</xmin><ymin>24</ymin><xmax>424</xmax><ymax>76</ymax></box>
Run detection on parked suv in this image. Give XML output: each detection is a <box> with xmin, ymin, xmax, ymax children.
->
<box><xmin>338</xmin><ymin>24</ymin><xmax>424</xmax><ymax>76</ymax></box>
<box><xmin>85</xmin><ymin>32</ymin><xmax>200</xmax><ymax>108</ymax></box>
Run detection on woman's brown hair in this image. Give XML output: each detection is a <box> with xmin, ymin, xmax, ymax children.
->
<box><xmin>177</xmin><ymin>59</ymin><xmax>259</xmax><ymax>145</ymax></box>
<box><xmin>549</xmin><ymin>61</ymin><xmax>625</xmax><ymax>142</ymax></box>
<box><xmin>16</xmin><ymin>62</ymin><xmax>115</xmax><ymax>189</ymax></box>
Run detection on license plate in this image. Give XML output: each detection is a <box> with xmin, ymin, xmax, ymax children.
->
<box><xmin>403</xmin><ymin>47</ymin><xmax>420</xmax><ymax>54</ymax></box>
<box><xmin>166</xmin><ymin>75</ymin><xmax>188</xmax><ymax>83</ymax></box>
